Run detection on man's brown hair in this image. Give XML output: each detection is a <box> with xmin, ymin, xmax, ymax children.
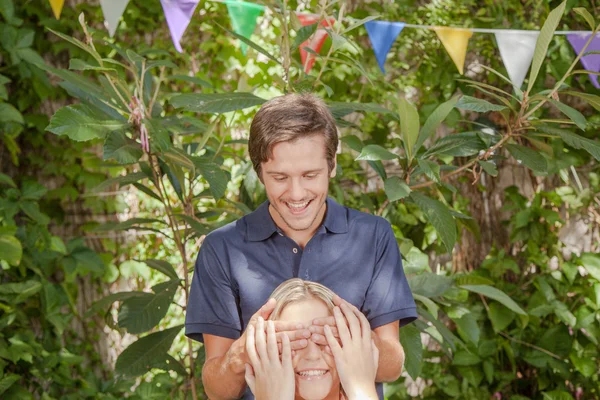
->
<box><xmin>248</xmin><ymin>93</ymin><xmax>338</xmax><ymax>177</ymax></box>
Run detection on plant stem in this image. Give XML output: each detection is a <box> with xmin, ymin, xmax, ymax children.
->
<box><xmin>498</xmin><ymin>331</ymin><xmax>564</xmax><ymax>361</ymax></box>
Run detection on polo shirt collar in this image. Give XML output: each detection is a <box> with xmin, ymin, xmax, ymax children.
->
<box><xmin>246</xmin><ymin>197</ymin><xmax>349</xmax><ymax>241</ymax></box>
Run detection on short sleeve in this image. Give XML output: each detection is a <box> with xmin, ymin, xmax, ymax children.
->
<box><xmin>362</xmin><ymin>219</ymin><xmax>417</xmax><ymax>329</ymax></box>
<box><xmin>185</xmin><ymin>237</ymin><xmax>242</xmax><ymax>343</ymax></box>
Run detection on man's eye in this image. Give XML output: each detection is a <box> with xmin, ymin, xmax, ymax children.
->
<box><xmin>274</xmin><ymin>176</ymin><xmax>287</xmax><ymax>181</ymax></box>
<box><xmin>305</xmin><ymin>174</ymin><xmax>317</xmax><ymax>179</ymax></box>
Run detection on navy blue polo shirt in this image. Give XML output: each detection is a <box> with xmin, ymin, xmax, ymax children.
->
<box><xmin>186</xmin><ymin>197</ymin><xmax>417</xmax><ymax>399</ymax></box>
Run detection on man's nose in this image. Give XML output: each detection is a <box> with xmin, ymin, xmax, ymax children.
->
<box><xmin>289</xmin><ymin>178</ymin><xmax>305</xmax><ymax>200</ymax></box>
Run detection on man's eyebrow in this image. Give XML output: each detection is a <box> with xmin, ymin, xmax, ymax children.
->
<box><xmin>265</xmin><ymin>168</ymin><xmax>324</xmax><ymax>175</ymax></box>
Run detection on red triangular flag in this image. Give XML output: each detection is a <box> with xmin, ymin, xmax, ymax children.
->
<box><xmin>298</xmin><ymin>14</ymin><xmax>335</xmax><ymax>73</ymax></box>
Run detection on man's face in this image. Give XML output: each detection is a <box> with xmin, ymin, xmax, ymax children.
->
<box><xmin>260</xmin><ymin>135</ymin><xmax>335</xmax><ymax>234</ymax></box>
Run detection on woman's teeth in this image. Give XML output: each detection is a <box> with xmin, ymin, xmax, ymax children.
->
<box><xmin>298</xmin><ymin>370</ymin><xmax>327</xmax><ymax>377</ymax></box>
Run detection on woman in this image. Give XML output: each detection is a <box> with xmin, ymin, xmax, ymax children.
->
<box><xmin>244</xmin><ymin>279</ymin><xmax>379</xmax><ymax>400</ymax></box>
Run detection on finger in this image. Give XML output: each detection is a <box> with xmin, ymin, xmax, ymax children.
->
<box><xmin>274</xmin><ymin>320</ymin><xmax>307</xmax><ymax>332</ymax></box>
<box><xmin>309</xmin><ymin>325</ymin><xmax>339</xmax><ymax>337</ymax></box>
<box><xmin>277</xmin><ymin>338</ymin><xmax>308</xmax><ymax>353</ymax></box>
<box><xmin>255</xmin><ymin>317</ymin><xmax>269</xmax><ymax>361</ymax></box>
<box><xmin>245</xmin><ymin>324</ymin><xmax>260</xmax><ymax>366</ymax></box>
<box><xmin>266</xmin><ymin>320</ymin><xmax>279</xmax><ymax>362</ymax></box>
<box><xmin>259</xmin><ymin>298</ymin><xmax>277</xmax><ymax>320</ymax></box>
<box><xmin>324</xmin><ymin>325</ymin><xmax>342</xmax><ymax>358</ymax></box>
<box><xmin>311</xmin><ymin>316</ymin><xmax>336</xmax><ymax>326</ymax></box>
<box><xmin>332</xmin><ymin>294</ymin><xmax>343</xmax><ymax>307</ymax></box>
<box><xmin>276</xmin><ymin>329</ymin><xmax>311</xmax><ymax>342</ymax></box>
<box><xmin>281</xmin><ymin>333</ymin><xmax>293</xmax><ymax>369</ymax></box>
<box><xmin>324</xmin><ymin>345</ymin><xmax>332</xmax><ymax>355</ymax></box>
<box><xmin>244</xmin><ymin>364</ymin><xmax>256</xmax><ymax>394</ymax></box>
<box><xmin>340</xmin><ymin>303</ymin><xmax>361</xmax><ymax>341</ymax></box>
<box><xmin>353</xmin><ymin>307</ymin><xmax>372</xmax><ymax>343</ymax></box>
<box><xmin>333</xmin><ymin>306</ymin><xmax>351</xmax><ymax>345</ymax></box>
<box><xmin>310</xmin><ymin>333</ymin><xmax>328</xmax><ymax>346</ymax></box>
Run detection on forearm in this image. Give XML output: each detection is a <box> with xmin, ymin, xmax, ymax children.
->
<box><xmin>374</xmin><ymin>334</ymin><xmax>404</xmax><ymax>382</ymax></box>
<box><xmin>202</xmin><ymin>353</ymin><xmax>247</xmax><ymax>400</ymax></box>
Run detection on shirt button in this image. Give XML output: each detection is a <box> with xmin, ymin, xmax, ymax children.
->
<box><xmin>293</xmin><ymin>248</ymin><xmax>298</xmax><ymax>254</ymax></box>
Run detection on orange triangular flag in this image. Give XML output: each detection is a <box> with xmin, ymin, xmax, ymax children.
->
<box><xmin>435</xmin><ymin>27</ymin><xmax>472</xmax><ymax>75</ymax></box>
<box><xmin>298</xmin><ymin>14</ymin><xmax>335</xmax><ymax>74</ymax></box>
<box><xmin>49</xmin><ymin>0</ymin><xmax>65</xmax><ymax>19</ymax></box>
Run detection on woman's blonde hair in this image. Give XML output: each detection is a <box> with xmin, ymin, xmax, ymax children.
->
<box><xmin>268</xmin><ymin>278</ymin><xmax>335</xmax><ymax>320</ymax></box>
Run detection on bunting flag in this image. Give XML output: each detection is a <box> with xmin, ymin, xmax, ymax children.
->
<box><xmin>567</xmin><ymin>33</ymin><xmax>600</xmax><ymax>89</ymax></box>
<box><xmin>160</xmin><ymin>0</ymin><xmax>200</xmax><ymax>53</ymax></box>
<box><xmin>49</xmin><ymin>0</ymin><xmax>65</xmax><ymax>19</ymax></box>
<box><xmin>365</xmin><ymin>21</ymin><xmax>405</xmax><ymax>73</ymax></box>
<box><xmin>298</xmin><ymin>14</ymin><xmax>335</xmax><ymax>74</ymax></box>
<box><xmin>495</xmin><ymin>31</ymin><xmax>539</xmax><ymax>88</ymax></box>
<box><xmin>224</xmin><ymin>1</ymin><xmax>265</xmax><ymax>55</ymax></box>
<box><xmin>434</xmin><ymin>27</ymin><xmax>473</xmax><ymax>75</ymax></box>
<box><xmin>100</xmin><ymin>0</ymin><xmax>130</xmax><ymax>38</ymax></box>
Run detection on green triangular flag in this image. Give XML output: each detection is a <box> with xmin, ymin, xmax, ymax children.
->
<box><xmin>225</xmin><ymin>1</ymin><xmax>265</xmax><ymax>55</ymax></box>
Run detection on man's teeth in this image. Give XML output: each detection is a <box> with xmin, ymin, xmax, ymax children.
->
<box><xmin>287</xmin><ymin>201</ymin><xmax>309</xmax><ymax>209</ymax></box>
<box><xmin>298</xmin><ymin>370</ymin><xmax>327</xmax><ymax>377</ymax></box>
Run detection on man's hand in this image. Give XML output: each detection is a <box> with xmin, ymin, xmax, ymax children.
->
<box><xmin>227</xmin><ymin>298</ymin><xmax>310</xmax><ymax>374</ymax></box>
<box><xmin>309</xmin><ymin>294</ymin><xmax>347</xmax><ymax>350</ymax></box>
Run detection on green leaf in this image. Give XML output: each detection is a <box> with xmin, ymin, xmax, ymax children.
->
<box><xmin>118</xmin><ymin>280</ymin><xmax>178</xmax><ymax>334</ymax></box>
<box><xmin>570</xmin><ymin>351</ymin><xmax>596</xmax><ymax>377</ymax></box>
<box><xmin>356</xmin><ymin>144</ymin><xmax>397</xmax><ymax>161</ymax></box>
<box><xmin>0</xmin><ymin>280</ymin><xmax>42</xmax><ymax>303</ymax></box>
<box><xmin>327</xmin><ymin>102</ymin><xmax>392</xmax><ymax>119</ymax></box>
<box><xmin>456</xmin><ymin>95</ymin><xmax>507</xmax><ymax>112</ymax></box>
<box><xmin>457</xmin><ymin>365</ymin><xmax>483</xmax><ymax>387</ymax></box>
<box><xmin>69</xmin><ymin>58</ymin><xmax>116</xmax><ymax>72</ymax></box>
<box><xmin>415</xmin><ymin>96</ymin><xmax>460</xmax><ymax>151</ymax></box>
<box><xmin>538</xmin><ymin>125</ymin><xmax>600</xmax><ymax>161</ymax></box>
<box><xmin>368</xmin><ymin>161</ymin><xmax>387</xmax><ymax>180</ymax></box>
<box><xmin>144</xmin><ymin>119</ymin><xmax>171</xmax><ymax>152</ymax></box>
<box><xmin>19</xmin><ymin>201</ymin><xmax>50</xmax><ymax>224</ymax></box>
<box><xmin>454</xmin><ymin>313</ymin><xmax>480</xmax><ymax>345</ymax></box>
<box><xmin>115</xmin><ymin>325</ymin><xmax>183</xmax><ymax>377</ymax></box>
<box><xmin>193</xmin><ymin>158</ymin><xmax>229</xmax><ymax>200</ymax></box>
<box><xmin>170</xmin><ymin>92</ymin><xmax>266</xmax><ymax>113</ymax></box>
<box><xmin>399</xmin><ymin>324</ymin><xmax>422</xmax><ymax>379</ymax></box>
<box><xmin>527</xmin><ymin>1</ymin><xmax>567</xmax><ymax>92</ymax></box>
<box><xmin>0</xmin><ymin>235</ymin><xmax>22</xmax><ymax>266</ymax></box>
<box><xmin>0</xmin><ymin>374</ymin><xmax>20</xmax><ymax>396</ymax></box>
<box><xmin>0</xmin><ymin>103</ymin><xmax>24</xmax><ymax>124</ymax></box>
<box><xmin>47</xmin><ymin>105</ymin><xmax>128</xmax><ymax>142</ymax></box>
<box><xmin>461</xmin><ymin>285</ymin><xmax>527</xmax><ymax>315</ymax></box>
<box><xmin>340</xmin><ymin>135</ymin><xmax>363</xmax><ymax>152</ymax></box>
<box><xmin>478</xmin><ymin>160</ymin><xmax>498</xmax><ymax>176</ymax></box>
<box><xmin>93</xmin><ymin>172</ymin><xmax>147</xmax><ymax>193</ymax></box>
<box><xmin>132</xmin><ymin>182</ymin><xmax>162</xmax><ymax>202</ymax></box>
<box><xmin>410</xmin><ymin>192</ymin><xmax>456</xmax><ymax>253</ymax></box>
<box><xmin>580</xmin><ymin>253</ymin><xmax>600</xmax><ymax>281</ymax></box>
<box><xmin>408</xmin><ymin>273</ymin><xmax>453</xmax><ymax>298</ymax></box>
<box><xmin>453</xmin><ymin>350</ymin><xmax>481</xmax><ymax>366</ymax></box>
<box><xmin>384</xmin><ymin>176</ymin><xmax>411</xmax><ymax>202</ymax></box>
<box><xmin>564</xmin><ymin>91</ymin><xmax>600</xmax><ymax>112</ymax></box>
<box><xmin>175</xmin><ymin>214</ymin><xmax>212</xmax><ymax>238</ymax></box>
<box><xmin>0</xmin><ymin>173</ymin><xmax>16</xmax><ymax>188</ymax></box>
<box><xmin>548</xmin><ymin>99</ymin><xmax>587</xmax><ymax>130</ymax></box>
<box><xmin>417</xmin><ymin>159</ymin><xmax>440</xmax><ymax>182</ymax></box>
<box><xmin>542</xmin><ymin>391</ymin><xmax>574</xmax><ymax>400</ymax></box>
<box><xmin>48</xmin><ymin>28</ymin><xmax>102</xmax><ymax>62</ymax></box>
<box><xmin>217</xmin><ymin>23</ymin><xmax>280</xmax><ymax>64</ymax></box>
<box><xmin>143</xmin><ymin>260</ymin><xmax>179</xmax><ymax>281</ymax></box>
<box><xmin>505</xmin><ymin>144</ymin><xmax>547</xmax><ymax>172</ymax></box>
<box><xmin>103</xmin><ymin>132</ymin><xmax>143</xmax><ymax>164</ymax></box>
<box><xmin>424</xmin><ymin>132</ymin><xmax>487</xmax><ymax>158</ymax></box>
<box><xmin>454</xmin><ymin>274</ymin><xmax>495</xmax><ymax>286</ymax></box>
<box><xmin>398</xmin><ymin>98</ymin><xmax>420</xmax><ymax>160</ymax></box>
<box><xmin>488</xmin><ymin>301</ymin><xmax>515</xmax><ymax>331</ymax></box>
<box><xmin>293</xmin><ymin>23</ymin><xmax>319</xmax><ymax>49</ymax></box>
<box><xmin>86</xmin><ymin>291</ymin><xmax>149</xmax><ymax>317</ymax></box>
<box><xmin>573</xmin><ymin>8</ymin><xmax>595</xmax><ymax>30</ymax></box>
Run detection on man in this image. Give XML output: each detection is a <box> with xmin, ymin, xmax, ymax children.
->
<box><xmin>185</xmin><ymin>93</ymin><xmax>417</xmax><ymax>400</ymax></box>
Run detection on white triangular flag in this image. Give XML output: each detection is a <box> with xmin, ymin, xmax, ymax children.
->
<box><xmin>100</xmin><ymin>0</ymin><xmax>130</xmax><ymax>37</ymax></box>
<box><xmin>495</xmin><ymin>31</ymin><xmax>540</xmax><ymax>89</ymax></box>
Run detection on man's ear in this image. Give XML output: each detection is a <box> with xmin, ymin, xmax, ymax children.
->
<box><xmin>329</xmin><ymin>158</ymin><xmax>337</xmax><ymax>178</ymax></box>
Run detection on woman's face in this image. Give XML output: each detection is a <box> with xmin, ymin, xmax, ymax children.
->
<box><xmin>278</xmin><ymin>297</ymin><xmax>340</xmax><ymax>400</ymax></box>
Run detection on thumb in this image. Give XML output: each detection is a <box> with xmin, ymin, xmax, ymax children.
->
<box><xmin>259</xmin><ymin>298</ymin><xmax>276</xmax><ymax>320</ymax></box>
<box><xmin>245</xmin><ymin>364</ymin><xmax>256</xmax><ymax>393</ymax></box>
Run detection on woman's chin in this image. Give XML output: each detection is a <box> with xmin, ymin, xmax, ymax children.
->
<box><xmin>296</xmin><ymin>374</ymin><xmax>334</xmax><ymax>400</ymax></box>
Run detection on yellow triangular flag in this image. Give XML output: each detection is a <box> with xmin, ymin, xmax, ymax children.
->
<box><xmin>49</xmin><ymin>0</ymin><xmax>65</xmax><ymax>19</ymax></box>
<box><xmin>435</xmin><ymin>27</ymin><xmax>473</xmax><ymax>75</ymax></box>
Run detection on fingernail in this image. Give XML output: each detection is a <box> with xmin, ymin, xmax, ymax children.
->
<box><xmin>308</xmin><ymin>326</ymin><xmax>315</xmax><ymax>333</ymax></box>
<box><xmin>324</xmin><ymin>325</ymin><xmax>330</xmax><ymax>332</ymax></box>
<box><xmin>258</xmin><ymin>316</ymin><xmax>264</xmax><ymax>322</ymax></box>
<box><xmin>296</xmin><ymin>323</ymin><xmax>305</xmax><ymax>329</ymax></box>
<box><xmin>312</xmin><ymin>334</ymin><xmax>322</xmax><ymax>341</ymax></box>
<box><xmin>299</xmin><ymin>339</ymin><xmax>307</xmax><ymax>346</ymax></box>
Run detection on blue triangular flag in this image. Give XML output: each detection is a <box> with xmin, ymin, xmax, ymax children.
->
<box><xmin>365</xmin><ymin>21</ymin><xmax>405</xmax><ymax>73</ymax></box>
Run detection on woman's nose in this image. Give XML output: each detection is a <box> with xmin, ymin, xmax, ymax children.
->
<box><xmin>303</xmin><ymin>340</ymin><xmax>322</xmax><ymax>360</ymax></box>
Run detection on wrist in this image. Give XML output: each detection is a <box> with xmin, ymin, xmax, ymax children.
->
<box><xmin>344</xmin><ymin>384</ymin><xmax>378</xmax><ymax>400</ymax></box>
<box><xmin>225</xmin><ymin>337</ymin><xmax>247</xmax><ymax>375</ymax></box>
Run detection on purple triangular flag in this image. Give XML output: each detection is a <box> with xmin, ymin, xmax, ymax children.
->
<box><xmin>365</xmin><ymin>21</ymin><xmax>405</xmax><ymax>73</ymax></box>
<box><xmin>160</xmin><ymin>0</ymin><xmax>200</xmax><ymax>53</ymax></box>
<box><xmin>567</xmin><ymin>32</ymin><xmax>600</xmax><ymax>89</ymax></box>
